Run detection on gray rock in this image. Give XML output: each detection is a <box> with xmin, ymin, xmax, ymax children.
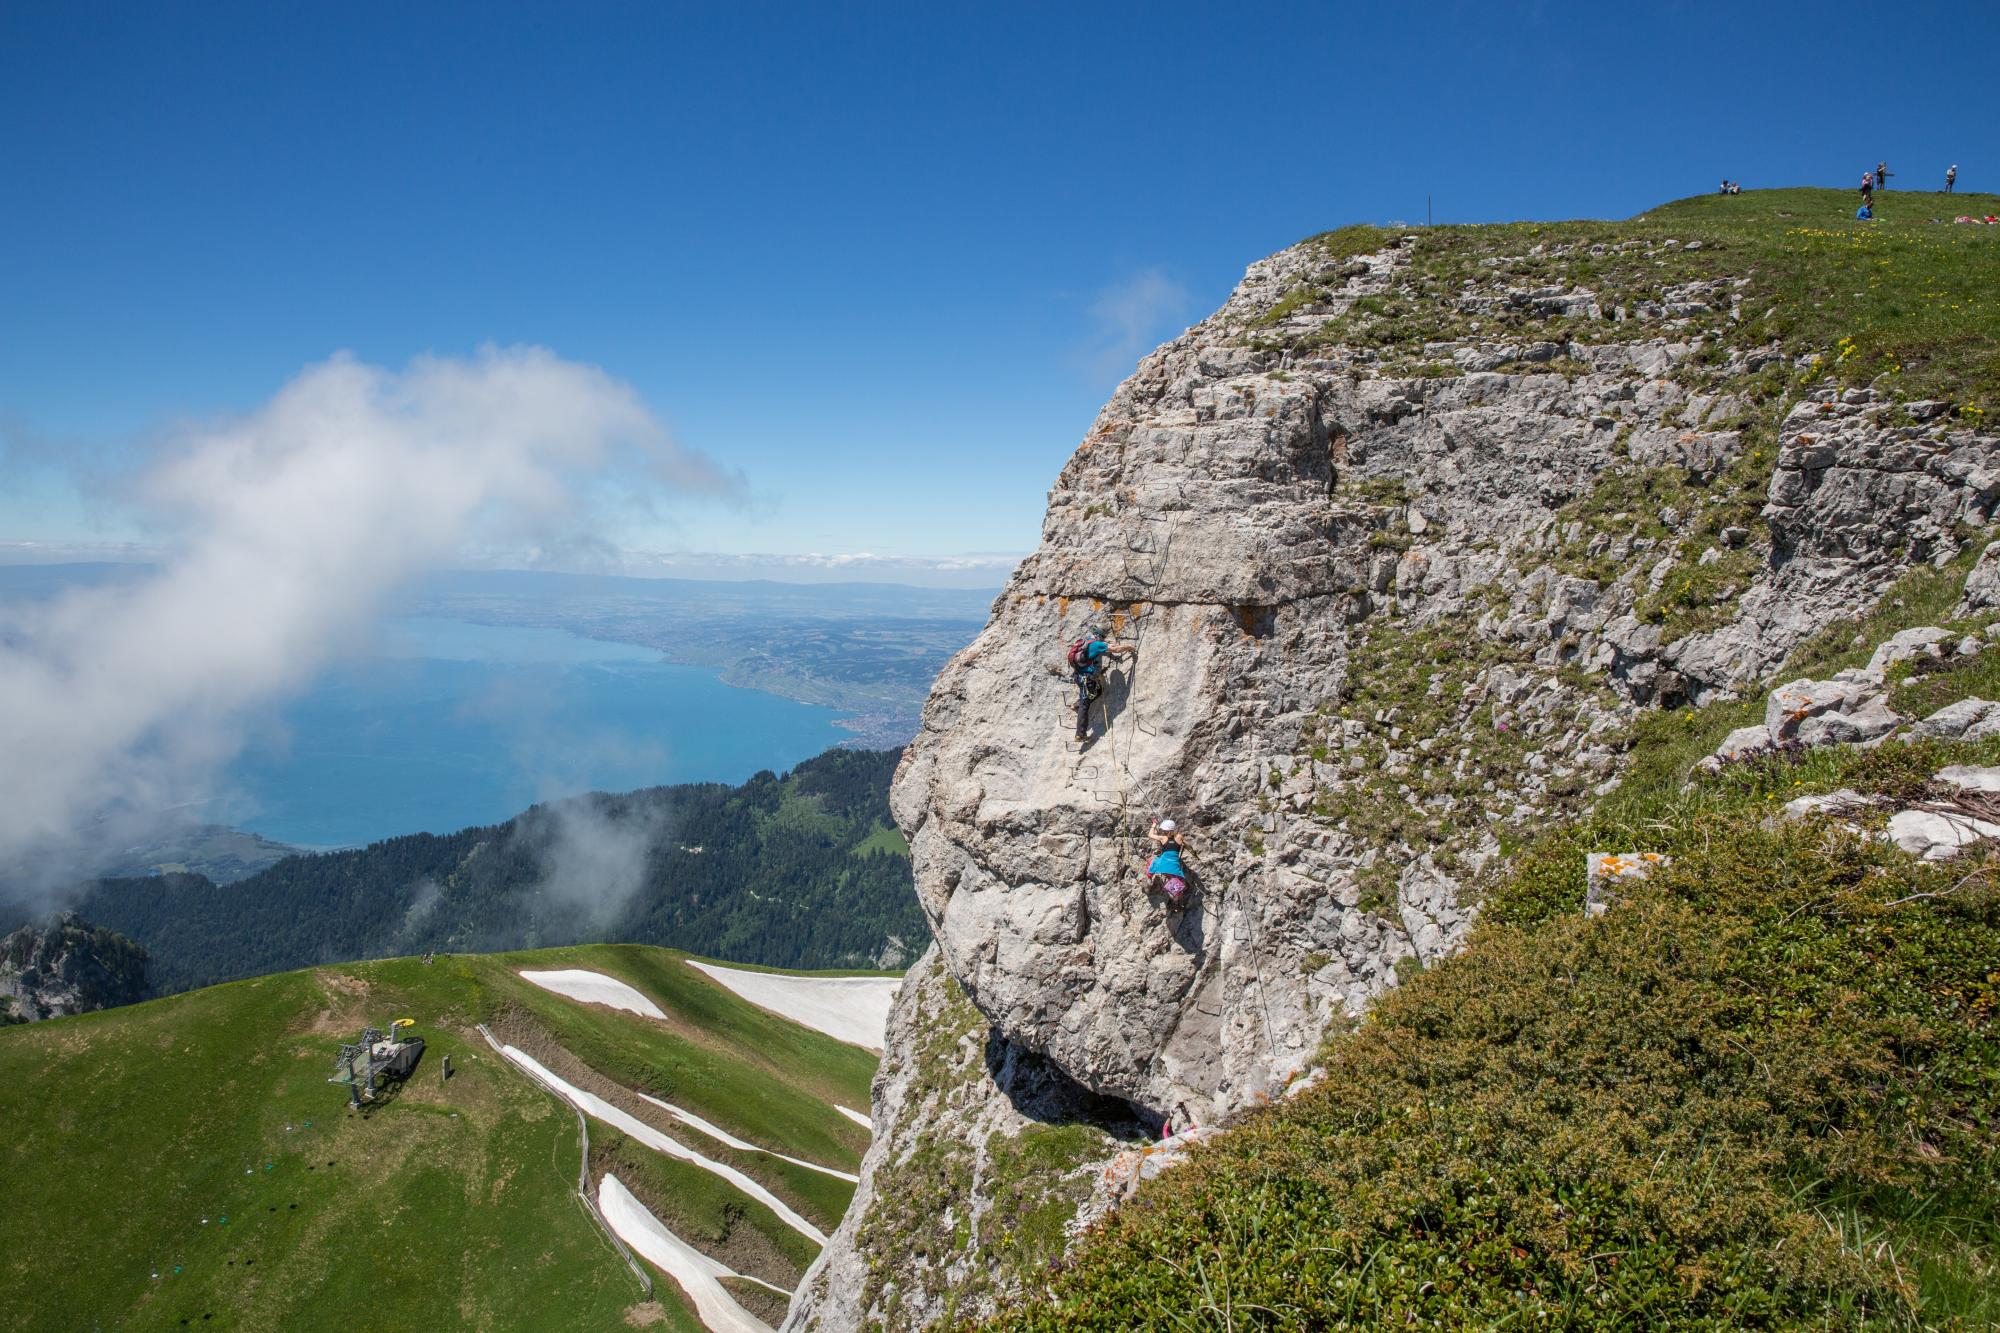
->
<box><xmin>1779</xmin><ymin>788</ymin><xmax>1877</xmax><ymax>820</ymax></box>
<box><xmin>800</xmin><ymin>225</ymin><xmax>2000</xmax><ymax>1329</ymax></box>
<box><xmin>1936</xmin><ymin>765</ymin><xmax>2000</xmax><ymax>792</ymax></box>
<box><xmin>1964</xmin><ymin>541</ymin><xmax>2000</xmax><ymax>612</ymax></box>
<box><xmin>1914</xmin><ymin>698</ymin><xmax>2000</xmax><ymax>741</ymax></box>
<box><xmin>1585</xmin><ymin>851</ymin><xmax>1665</xmax><ymax>916</ymax></box>
<box><xmin>1764</xmin><ymin>677</ymin><xmax>1901</xmax><ymax>745</ymax></box>
<box><xmin>1886</xmin><ymin>808</ymin><xmax>2000</xmax><ymax>860</ymax></box>
<box><xmin>1865</xmin><ymin>627</ymin><xmax>1954</xmax><ymax>676</ymax></box>
<box><xmin>1705</xmin><ymin>723</ymin><xmax>1775</xmax><ymax>769</ymax></box>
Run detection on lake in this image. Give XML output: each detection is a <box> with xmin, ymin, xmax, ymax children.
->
<box><xmin>223</xmin><ymin>616</ymin><xmax>848</xmax><ymax>848</ymax></box>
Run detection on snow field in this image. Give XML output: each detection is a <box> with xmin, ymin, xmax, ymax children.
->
<box><xmin>517</xmin><ymin>968</ymin><xmax>666</xmax><ymax>1019</ymax></box>
<box><xmin>685</xmin><ymin>960</ymin><xmax>901</xmax><ymax>1050</ymax></box>
<box><xmin>835</xmin><ymin>1105</ymin><xmax>873</xmax><ymax>1130</ymax></box>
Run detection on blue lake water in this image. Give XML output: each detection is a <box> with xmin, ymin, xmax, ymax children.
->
<box><xmin>223</xmin><ymin>616</ymin><xmax>847</xmax><ymax>848</ymax></box>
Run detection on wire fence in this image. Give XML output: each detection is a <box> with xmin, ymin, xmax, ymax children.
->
<box><xmin>475</xmin><ymin>1023</ymin><xmax>652</xmax><ymax>1298</ymax></box>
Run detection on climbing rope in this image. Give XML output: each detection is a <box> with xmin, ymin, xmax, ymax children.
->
<box><xmin>1244</xmin><ymin>709</ymin><xmax>1282</xmax><ymax>1060</ymax></box>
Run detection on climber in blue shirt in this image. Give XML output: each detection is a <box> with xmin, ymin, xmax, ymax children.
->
<box><xmin>1138</xmin><ymin>818</ymin><xmax>1191</xmax><ymax>907</ymax></box>
<box><xmin>1068</xmin><ymin>631</ymin><xmax>1135</xmax><ymax>742</ymax></box>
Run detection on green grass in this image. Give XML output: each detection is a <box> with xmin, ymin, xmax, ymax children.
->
<box><xmin>1644</xmin><ymin>189</ymin><xmax>2000</xmax><ymax>414</ymax></box>
<box><xmin>1269</xmin><ymin>189</ymin><xmax>2000</xmax><ymax>421</ymax></box>
<box><xmin>853</xmin><ymin>821</ymin><xmax>912</xmax><ymax>858</ymax></box>
<box><xmin>481</xmin><ymin>944</ymin><xmax>874</xmax><ymax>1182</ymax></box>
<box><xmin>0</xmin><ymin>942</ymin><xmax>880</xmax><ymax>1331</ymax></box>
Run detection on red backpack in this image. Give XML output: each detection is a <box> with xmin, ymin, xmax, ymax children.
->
<box><xmin>1066</xmin><ymin>639</ymin><xmax>1092</xmax><ymax>671</ymax></box>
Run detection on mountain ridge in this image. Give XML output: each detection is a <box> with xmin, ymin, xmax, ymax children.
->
<box><xmin>61</xmin><ymin>746</ymin><xmax>920</xmax><ymax>1000</ymax></box>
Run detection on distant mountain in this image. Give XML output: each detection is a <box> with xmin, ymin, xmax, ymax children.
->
<box><xmin>395</xmin><ymin>569</ymin><xmax>995</xmax><ymax>747</ymax></box>
<box><xmin>0</xmin><ymin>912</ymin><xmax>151</xmax><ymax>1022</ymax></box>
<box><xmin>72</xmin><ymin>746</ymin><xmax>923</xmax><ymax>998</ymax></box>
<box><xmin>91</xmin><ymin>821</ymin><xmax>300</xmax><ymax>884</ymax></box>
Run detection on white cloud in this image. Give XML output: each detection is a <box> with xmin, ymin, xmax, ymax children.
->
<box><xmin>0</xmin><ymin>346</ymin><xmax>735</xmax><ymax>890</ymax></box>
<box><xmin>1076</xmin><ymin>267</ymin><xmax>1194</xmax><ymax>380</ymax></box>
<box><xmin>513</xmin><ymin>793</ymin><xmax>670</xmax><ymax>933</ymax></box>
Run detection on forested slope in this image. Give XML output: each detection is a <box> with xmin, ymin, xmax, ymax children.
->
<box><xmin>75</xmin><ymin>747</ymin><xmax>920</xmax><ymax>996</ymax></box>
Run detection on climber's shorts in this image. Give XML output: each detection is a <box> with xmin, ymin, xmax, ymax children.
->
<box><xmin>1156</xmin><ymin>875</ymin><xmax>1187</xmax><ymax>903</ymax></box>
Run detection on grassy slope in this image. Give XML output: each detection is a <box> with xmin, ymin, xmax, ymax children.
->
<box><xmin>1307</xmin><ymin>187</ymin><xmax>2000</xmax><ymax>415</ymax></box>
<box><xmin>0</xmin><ymin>943</ymin><xmax>875</xmax><ymax>1331</ymax></box>
<box><xmin>992</xmin><ymin>193</ymin><xmax>2000</xmax><ymax>1329</ymax></box>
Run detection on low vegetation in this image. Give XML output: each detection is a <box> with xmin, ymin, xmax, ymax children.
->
<box><xmin>1001</xmin><ymin>724</ymin><xmax>2000</xmax><ymax>1329</ymax></box>
<box><xmin>1286</xmin><ymin>189</ymin><xmax>1999</xmax><ymax>418</ymax></box>
<box><xmin>853</xmin><ymin>956</ymin><xmax>1122</xmax><ymax>1325</ymax></box>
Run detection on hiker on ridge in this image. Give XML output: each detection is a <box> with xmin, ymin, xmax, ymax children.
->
<box><xmin>1138</xmin><ymin>818</ymin><xmax>1191</xmax><ymax>907</ymax></box>
<box><xmin>1946</xmin><ymin>164</ymin><xmax>1958</xmax><ymax>193</ymax></box>
<box><xmin>1068</xmin><ymin>629</ymin><xmax>1135</xmax><ymax>742</ymax></box>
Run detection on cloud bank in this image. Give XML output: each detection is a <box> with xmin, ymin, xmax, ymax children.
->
<box><xmin>0</xmin><ymin>346</ymin><xmax>734</xmax><ymax>891</ymax></box>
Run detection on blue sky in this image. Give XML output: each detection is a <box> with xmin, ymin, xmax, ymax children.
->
<box><xmin>2</xmin><ymin>1</ymin><xmax>1993</xmax><ymax>573</ymax></box>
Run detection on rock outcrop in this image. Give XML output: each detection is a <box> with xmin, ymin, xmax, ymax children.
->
<box><xmin>0</xmin><ymin>912</ymin><xmax>151</xmax><ymax>1023</ymax></box>
<box><xmin>790</xmin><ymin>227</ymin><xmax>2000</xmax><ymax>1328</ymax></box>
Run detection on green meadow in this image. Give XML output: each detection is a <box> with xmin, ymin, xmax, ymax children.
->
<box><xmin>0</xmin><ymin>943</ymin><xmax>881</xmax><ymax>1331</ymax></box>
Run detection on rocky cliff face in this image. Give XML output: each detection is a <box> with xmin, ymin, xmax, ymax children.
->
<box><xmin>788</xmin><ymin>224</ymin><xmax>2000</xmax><ymax>1327</ymax></box>
<box><xmin>0</xmin><ymin>912</ymin><xmax>151</xmax><ymax>1023</ymax></box>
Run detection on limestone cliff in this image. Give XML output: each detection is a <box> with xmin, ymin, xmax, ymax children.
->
<box><xmin>788</xmin><ymin>219</ymin><xmax>2000</xmax><ymax>1327</ymax></box>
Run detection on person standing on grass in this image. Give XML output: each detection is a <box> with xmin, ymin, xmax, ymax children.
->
<box><xmin>1946</xmin><ymin>164</ymin><xmax>1958</xmax><ymax>193</ymax></box>
<box><xmin>1861</xmin><ymin>171</ymin><xmax>1875</xmax><ymax>204</ymax></box>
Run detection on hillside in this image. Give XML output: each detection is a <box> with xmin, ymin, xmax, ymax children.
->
<box><xmin>790</xmin><ymin>189</ymin><xmax>2000</xmax><ymax>1328</ymax></box>
<box><xmin>0</xmin><ymin>941</ymin><xmax>890</xmax><ymax>1330</ymax></box>
<box><xmin>66</xmin><ymin>746</ymin><xmax>921</xmax><ymax>998</ymax></box>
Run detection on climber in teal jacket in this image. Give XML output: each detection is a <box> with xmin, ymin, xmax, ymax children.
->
<box><xmin>1070</xmin><ymin>633</ymin><xmax>1136</xmax><ymax>742</ymax></box>
<box><xmin>1138</xmin><ymin>818</ymin><xmax>1191</xmax><ymax>906</ymax></box>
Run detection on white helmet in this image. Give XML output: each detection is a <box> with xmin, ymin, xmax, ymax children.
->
<box><xmin>1158</xmin><ymin>818</ymin><xmax>1177</xmax><ymax>833</ymax></box>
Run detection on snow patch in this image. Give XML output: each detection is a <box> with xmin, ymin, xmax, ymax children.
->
<box><xmin>497</xmin><ymin>1044</ymin><xmax>828</xmax><ymax>1244</ymax></box>
<box><xmin>686</xmin><ymin>960</ymin><xmax>900</xmax><ymax>1050</ymax></box>
<box><xmin>598</xmin><ymin>1173</ymin><xmax>778</xmax><ymax>1333</ymax></box>
<box><xmin>633</xmin><ymin>1090</ymin><xmax>859</xmax><ymax>1183</ymax></box>
<box><xmin>835</xmin><ymin>1104</ymin><xmax>873</xmax><ymax>1131</ymax></box>
<box><xmin>517</xmin><ymin>968</ymin><xmax>666</xmax><ymax>1019</ymax></box>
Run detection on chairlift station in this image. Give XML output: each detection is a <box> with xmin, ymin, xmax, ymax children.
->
<box><xmin>329</xmin><ymin>1018</ymin><xmax>425</xmax><ymax>1107</ymax></box>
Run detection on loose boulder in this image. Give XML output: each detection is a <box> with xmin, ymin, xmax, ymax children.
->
<box><xmin>1961</xmin><ymin>541</ymin><xmax>2000</xmax><ymax>613</ymax></box>
<box><xmin>1764</xmin><ymin>677</ymin><xmax>1902</xmax><ymax>747</ymax></box>
<box><xmin>1863</xmin><ymin>627</ymin><xmax>1955</xmax><ymax>677</ymax></box>
<box><xmin>1885</xmin><ymin>808</ymin><xmax>2000</xmax><ymax>861</ymax></box>
<box><xmin>1912</xmin><ymin>698</ymin><xmax>2000</xmax><ymax>742</ymax></box>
